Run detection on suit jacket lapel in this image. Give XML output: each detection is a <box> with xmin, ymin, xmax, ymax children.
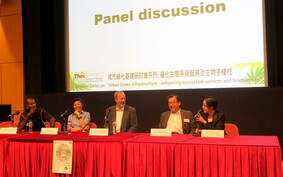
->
<box><xmin>164</xmin><ymin>111</ymin><xmax>170</xmax><ymax>128</ymax></box>
<box><xmin>180</xmin><ymin>109</ymin><xmax>185</xmax><ymax>129</ymax></box>
<box><xmin>111</xmin><ymin>106</ymin><xmax>116</xmax><ymax>121</ymax></box>
<box><xmin>121</xmin><ymin>105</ymin><xmax>128</xmax><ymax>131</ymax></box>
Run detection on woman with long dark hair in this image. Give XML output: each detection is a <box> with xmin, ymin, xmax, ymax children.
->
<box><xmin>194</xmin><ymin>96</ymin><xmax>225</xmax><ymax>134</ymax></box>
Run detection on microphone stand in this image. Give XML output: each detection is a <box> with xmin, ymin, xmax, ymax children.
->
<box><xmin>103</xmin><ymin>109</ymin><xmax>110</xmax><ymax>128</ymax></box>
<box><xmin>61</xmin><ymin>115</ymin><xmax>68</xmax><ymax>134</ymax></box>
<box><xmin>11</xmin><ymin>115</ymin><xmax>15</xmax><ymax>127</ymax></box>
<box><xmin>193</xmin><ymin>109</ymin><xmax>203</xmax><ymax>136</ymax></box>
<box><xmin>193</xmin><ymin>122</ymin><xmax>201</xmax><ymax>137</ymax></box>
<box><xmin>103</xmin><ymin>115</ymin><xmax>109</xmax><ymax>128</ymax></box>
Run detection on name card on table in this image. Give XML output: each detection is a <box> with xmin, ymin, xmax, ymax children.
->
<box><xmin>40</xmin><ymin>128</ymin><xmax>58</xmax><ymax>135</ymax></box>
<box><xmin>201</xmin><ymin>130</ymin><xmax>224</xmax><ymax>138</ymax></box>
<box><xmin>150</xmin><ymin>129</ymin><xmax>172</xmax><ymax>137</ymax></box>
<box><xmin>89</xmin><ymin>128</ymin><xmax>109</xmax><ymax>136</ymax></box>
<box><xmin>0</xmin><ymin>127</ymin><xmax>17</xmax><ymax>134</ymax></box>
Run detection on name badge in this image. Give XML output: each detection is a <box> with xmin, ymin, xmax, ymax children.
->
<box><xmin>201</xmin><ymin>129</ymin><xmax>224</xmax><ymax>138</ymax></box>
<box><xmin>0</xmin><ymin>127</ymin><xmax>17</xmax><ymax>134</ymax></box>
<box><xmin>150</xmin><ymin>128</ymin><xmax>172</xmax><ymax>136</ymax></box>
<box><xmin>89</xmin><ymin>128</ymin><xmax>109</xmax><ymax>136</ymax></box>
<box><xmin>40</xmin><ymin>128</ymin><xmax>58</xmax><ymax>135</ymax></box>
<box><xmin>184</xmin><ymin>118</ymin><xmax>190</xmax><ymax>123</ymax></box>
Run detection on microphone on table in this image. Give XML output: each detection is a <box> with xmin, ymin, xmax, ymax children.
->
<box><xmin>7</xmin><ymin>111</ymin><xmax>20</xmax><ymax>118</ymax></box>
<box><xmin>193</xmin><ymin>108</ymin><xmax>203</xmax><ymax>137</ymax></box>
<box><xmin>60</xmin><ymin>109</ymin><xmax>69</xmax><ymax>133</ymax></box>
<box><xmin>103</xmin><ymin>108</ymin><xmax>111</xmax><ymax>128</ymax></box>
<box><xmin>60</xmin><ymin>109</ymin><xmax>69</xmax><ymax>117</ymax></box>
<box><xmin>194</xmin><ymin>108</ymin><xmax>203</xmax><ymax>118</ymax></box>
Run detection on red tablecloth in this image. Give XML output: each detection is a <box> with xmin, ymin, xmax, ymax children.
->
<box><xmin>1</xmin><ymin>133</ymin><xmax>33</xmax><ymax>177</ymax></box>
<box><xmin>124</xmin><ymin>134</ymin><xmax>283</xmax><ymax>177</ymax></box>
<box><xmin>1</xmin><ymin>133</ymin><xmax>282</xmax><ymax>177</ymax></box>
<box><xmin>2</xmin><ymin>132</ymin><xmax>139</xmax><ymax>177</ymax></box>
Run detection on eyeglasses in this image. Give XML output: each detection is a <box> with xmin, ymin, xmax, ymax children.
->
<box><xmin>168</xmin><ymin>101</ymin><xmax>178</xmax><ymax>105</ymax></box>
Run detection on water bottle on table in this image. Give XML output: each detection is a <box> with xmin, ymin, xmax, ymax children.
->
<box><xmin>112</xmin><ymin>121</ymin><xmax>117</xmax><ymax>134</ymax></box>
<box><xmin>67</xmin><ymin>120</ymin><xmax>72</xmax><ymax>134</ymax></box>
<box><xmin>28</xmin><ymin>119</ymin><xmax>33</xmax><ymax>133</ymax></box>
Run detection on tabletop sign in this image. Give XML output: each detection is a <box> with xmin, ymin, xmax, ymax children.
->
<box><xmin>0</xmin><ymin>127</ymin><xmax>17</xmax><ymax>134</ymax></box>
<box><xmin>150</xmin><ymin>128</ymin><xmax>172</xmax><ymax>136</ymax></box>
<box><xmin>40</xmin><ymin>128</ymin><xmax>58</xmax><ymax>135</ymax></box>
<box><xmin>201</xmin><ymin>129</ymin><xmax>224</xmax><ymax>138</ymax></box>
<box><xmin>89</xmin><ymin>128</ymin><xmax>109</xmax><ymax>136</ymax></box>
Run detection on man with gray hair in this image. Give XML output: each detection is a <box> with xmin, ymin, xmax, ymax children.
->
<box><xmin>105</xmin><ymin>91</ymin><xmax>138</xmax><ymax>134</ymax></box>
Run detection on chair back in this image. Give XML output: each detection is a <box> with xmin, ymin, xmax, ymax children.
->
<box><xmin>225</xmin><ymin>123</ymin><xmax>239</xmax><ymax>135</ymax></box>
<box><xmin>90</xmin><ymin>122</ymin><xmax>97</xmax><ymax>128</ymax></box>
<box><xmin>0</xmin><ymin>121</ymin><xmax>18</xmax><ymax>127</ymax></box>
<box><xmin>45</xmin><ymin>121</ymin><xmax>62</xmax><ymax>132</ymax></box>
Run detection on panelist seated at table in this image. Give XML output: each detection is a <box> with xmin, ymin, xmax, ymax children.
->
<box><xmin>68</xmin><ymin>98</ymin><xmax>91</xmax><ymax>132</ymax></box>
<box><xmin>159</xmin><ymin>94</ymin><xmax>195</xmax><ymax>134</ymax></box>
<box><xmin>18</xmin><ymin>97</ymin><xmax>56</xmax><ymax>131</ymax></box>
<box><xmin>194</xmin><ymin>96</ymin><xmax>225</xmax><ymax>134</ymax></box>
<box><xmin>105</xmin><ymin>91</ymin><xmax>138</xmax><ymax>134</ymax></box>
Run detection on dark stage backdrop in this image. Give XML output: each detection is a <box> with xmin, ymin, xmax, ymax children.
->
<box><xmin>22</xmin><ymin>0</ymin><xmax>283</xmax><ymax>157</ymax></box>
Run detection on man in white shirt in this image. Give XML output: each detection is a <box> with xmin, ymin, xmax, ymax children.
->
<box><xmin>159</xmin><ymin>94</ymin><xmax>195</xmax><ymax>134</ymax></box>
<box><xmin>105</xmin><ymin>91</ymin><xmax>138</xmax><ymax>134</ymax></box>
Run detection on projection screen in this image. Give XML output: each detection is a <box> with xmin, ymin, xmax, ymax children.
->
<box><xmin>67</xmin><ymin>0</ymin><xmax>267</xmax><ymax>92</ymax></box>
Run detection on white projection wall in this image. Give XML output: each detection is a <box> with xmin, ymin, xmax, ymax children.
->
<box><xmin>67</xmin><ymin>0</ymin><xmax>266</xmax><ymax>92</ymax></box>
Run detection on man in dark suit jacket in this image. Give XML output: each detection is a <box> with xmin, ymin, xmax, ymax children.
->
<box><xmin>159</xmin><ymin>94</ymin><xmax>195</xmax><ymax>134</ymax></box>
<box><xmin>106</xmin><ymin>91</ymin><xmax>138</xmax><ymax>134</ymax></box>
